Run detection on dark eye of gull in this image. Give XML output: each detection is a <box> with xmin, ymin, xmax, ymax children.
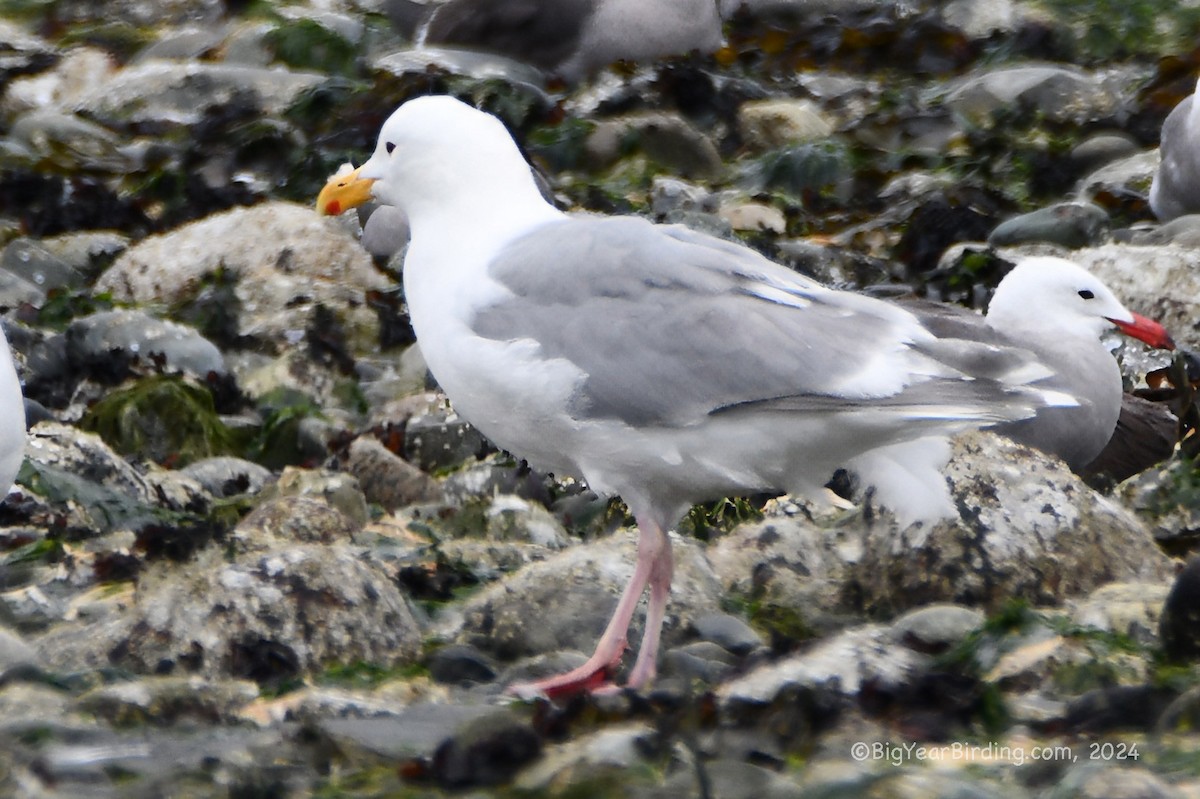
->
<box><xmin>385</xmin><ymin>142</ymin><xmax>396</xmax><ymax>154</ymax></box>
<box><xmin>1078</xmin><ymin>289</ymin><xmax>1095</xmax><ymax>300</ymax></box>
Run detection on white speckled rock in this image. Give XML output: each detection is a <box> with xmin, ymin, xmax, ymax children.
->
<box><xmin>97</xmin><ymin>202</ymin><xmax>389</xmax><ymax>354</ymax></box>
<box><xmin>852</xmin><ymin>432</ymin><xmax>1172</xmax><ymax>615</ymax></box>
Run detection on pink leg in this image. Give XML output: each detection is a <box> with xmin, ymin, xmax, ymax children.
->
<box><xmin>508</xmin><ymin>517</ymin><xmax>670</xmax><ymax>700</ymax></box>
<box><xmin>624</xmin><ymin>532</ymin><xmax>673</xmax><ymax>689</ymax></box>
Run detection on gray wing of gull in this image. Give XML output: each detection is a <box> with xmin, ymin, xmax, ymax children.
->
<box><xmin>471</xmin><ymin>216</ymin><xmax>1052</xmax><ymax>428</ymax></box>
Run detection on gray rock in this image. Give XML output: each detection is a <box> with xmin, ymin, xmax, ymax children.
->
<box><xmin>586</xmin><ymin>112</ymin><xmax>723</xmax><ymax>180</ymax></box>
<box><xmin>941</xmin><ymin>0</ymin><xmax>1021</xmax><ymax>39</ymax></box>
<box><xmin>988</xmin><ymin>202</ymin><xmax>1109</xmax><ymax>249</ymax></box>
<box><xmin>453</xmin><ymin>530</ymin><xmax>721</xmax><ymax>664</ymax></box>
<box><xmin>7</xmin><ymin>110</ymin><xmax>136</xmax><ymax>172</ymax></box>
<box><xmin>97</xmin><ymin>201</ymin><xmax>389</xmax><ymax>354</ymax></box>
<box><xmin>940</xmin><ymin>65</ymin><xmax>1121</xmax><ymax>125</ymax></box>
<box><xmin>0</xmin><ymin>238</ymin><xmax>83</xmax><ymax>294</ymax></box>
<box><xmin>1070</xmin><ymin>582</ymin><xmax>1169</xmax><ymax>649</ymax></box>
<box><xmin>662</xmin><ymin>640</ymin><xmax>738</xmax><ymax>682</ymax></box>
<box><xmin>514</xmin><ymin>722</ymin><xmax>654</xmax><ymax>793</ymax></box>
<box><xmin>110</xmin><ymin>544</ymin><xmax>422</xmax><ymax>681</ymax></box>
<box><xmin>1120</xmin><ymin>214</ymin><xmax>1200</xmax><ymax>247</ymax></box>
<box><xmin>266</xmin><ymin>467</ymin><xmax>370</xmax><ymax>526</ymax></box>
<box><xmin>1071</xmin><ymin>132</ymin><xmax>1141</xmax><ymax>172</ymax></box>
<box><xmin>403</xmin><ymin>409</ymin><xmax>491</xmax><ymax>474</ymax></box>
<box><xmin>853</xmin><ymin>432</ymin><xmax>1172</xmax><ymax>615</ymax></box>
<box><xmin>706</xmin><ymin>512</ymin><xmax>857</xmax><ymax>634</ymax></box>
<box><xmin>75</xmin><ymin>676</ymin><xmax>258</xmax><ymax>725</ymax></box>
<box><xmin>179</xmin><ymin>456</ymin><xmax>272</xmax><ymax>498</ymax></box>
<box><xmin>650</xmin><ymin>176</ymin><xmax>715</xmax><ymax>217</ymax></box>
<box><xmin>374</xmin><ymin>47</ymin><xmax>550</xmax><ymax>100</ymax></box>
<box><xmin>717</xmin><ymin>624</ymin><xmax>925</xmax><ymax>708</ymax></box>
<box><xmin>427</xmin><ymin>643</ymin><xmax>497</xmax><ymax>685</ymax></box>
<box><xmin>0</xmin><ymin>626</ymin><xmax>38</xmax><ymax>679</ymax></box>
<box><xmin>75</xmin><ymin>61</ymin><xmax>323</xmax><ymax>128</ymax></box>
<box><xmin>691</xmin><ymin>612</ymin><xmax>765</xmax><ymax>655</ymax></box>
<box><xmin>1075</xmin><ymin>149</ymin><xmax>1158</xmax><ymax>204</ymax></box>
<box><xmin>24</xmin><ymin>422</ymin><xmax>155</xmax><ymax>505</ymax></box>
<box><xmin>320</xmin><ymin>703</ymin><xmax>540</xmax><ymax>787</ymax></box>
<box><xmin>230</xmin><ymin>495</ymin><xmax>359</xmax><ymax>556</ymax></box>
<box><xmin>890</xmin><ymin>604</ymin><xmax>984</xmax><ymax>654</ymax></box>
<box><xmin>345</xmin><ymin>435</ymin><xmax>442</xmax><ymax>510</ymax></box>
<box><xmin>1052</xmin><ymin>765</ymin><xmax>1183</xmax><ymax>799</ymax></box>
<box><xmin>67</xmin><ymin>310</ymin><xmax>226</xmax><ymax>377</ymax></box>
<box><xmin>737</xmin><ymin>98</ymin><xmax>834</xmax><ymax>151</ymax></box>
<box><xmin>660</xmin><ymin>759</ymin><xmax>804</xmax><ymax>799</ymax></box>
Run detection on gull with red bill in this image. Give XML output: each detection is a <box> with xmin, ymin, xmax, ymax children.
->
<box><xmin>316</xmin><ymin>95</ymin><xmax>1171</xmax><ymax>699</ymax></box>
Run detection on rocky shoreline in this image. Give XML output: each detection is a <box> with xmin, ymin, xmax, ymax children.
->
<box><xmin>2</xmin><ymin>0</ymin><xmax>1200</xmax><ymax>796</ymax></box>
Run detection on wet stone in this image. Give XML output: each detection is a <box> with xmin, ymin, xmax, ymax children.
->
<box><xmin>179</xmin><ymin>456</ymin><xmax>272</xmax><ymax>498</ymax></box>
<box><xmin>66</xmin><ymin>310</ymin><xmax>227</xmax><ymax>378</ymax></box>
<box><xmin>344</xmin><ymin>435</ymin><xmax>442</xmax><ymax>511</ymax></box>
<box><xmin>890</xmin><ymin>604</ymin><xmax>984</xmax><ymax>654</ymax></box>
<box><xmin>988</xmin><ymin>202</ymin><xmax>1109</xmax><ymax>249</ymax></box>
<box><xmin>403</xmin><ymin>410</ymin><xmax>492</xmax><ymax>474</ymax></box>
<box><xmin>427</xmin><ymin>643</ymin><xmax>498</xmax><ymax>686</ymax></box>
<box><xmin>691</xmin><ymin>612</ymin><xmax>765</xmax><ymax>656</ymax></box>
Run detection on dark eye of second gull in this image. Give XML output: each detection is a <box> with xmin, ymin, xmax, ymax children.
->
<box><xmin>1078</xmin><ymin>289</ymin><xmax>1094</xmax><ymax>300</ymax></box>
<box><xmin>386</xmin><ymin>142</ymin><xmax>396</xmax><ymax>154</ymax></box>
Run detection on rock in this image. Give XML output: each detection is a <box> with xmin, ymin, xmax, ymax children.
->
<box><xmin>660</xmin><ymin>759</ymin><xmax>804</xmax><ymax>799</ymax></box>
<box><xmin>66</xmin><ymin>310</ymin><xmax>226</xmax><ymax>378</ymax></box>
<box><xmin>514</xmin><ymin>722</ymin><xmax>654</xmax><ymax>794</ymax></box>
<box><xmin>1071</xmin><ymin>132</ymin><xmax>1141</xmax><ymax>172</ymax></box>
<box><xmin>890</xmin><ymin>604</ymin><xmax>984</xmax><ymax>654</ymax></box>
<box><xmin>108</xmin><ymin>544</ymin><xmax>422</xmax><ymax>682</ymax></box>
<box><xmin>941</xmin><ymin>65</ymin><xmax>1120</xmax><ymax>125</ymax></box>
<box><xmin>75</xmin><ymin>675</ymin><xmax>258</xmax><ymax>725</ymax></box>
<box><xmin>179</xmin><ymin>456</ymin><xmax>272</xmax><ymax>498</ymax></box>
<box><xmin>403</xmin><ymin>409</ymin><xmax>491</xmax><ymax>474</ymax></box>
<box><xmin>718</xmin><ymin>200</ymin><xmax>787</xmax><ymax>233</ymax></box>
<box><xmin>737</xmin><ymin>98</ymin><xmax>834</xmax><ymax>150</ymax></box>
<box><xmin>1160</xmin><ymin>557</ymin><xmax>1200</xmax><ymax>662</ymax></box>
<box><xmin>1053</xmin><ymin>765</ymin><xmax>1183</xmax><ymax>799</ymax></box>
<box><xmin>230</xmin><ymin>495</ymin><xmax>359</xmax><ymax>554</ymax></box>
<box><xmin>853</xmin><ymin>432</ymin><xmax>1172</xmax><ymax>615</ymax></box>
<box><xmin>717</xmin><ymin>624</ymin><xmax>925</xmax><ymax>709</ymax></box>
<box><xmin>1120</xmin><ymin>214</ymin><xmax>1200</xmax><ymax>247</ymax></box>
<box><xmin>706</xmin><ymin>512</ymin><xmax>857</xmax><ymax>636</ymax></box>
<box><xmin>23</xmin><ymin>422</ymin><xmax>156</xmax><ymax>505</ymax></box>
<box><xmin>454</xmin><ymin>530</ymin><xmax>721</xmax><ymax>667</ymax></box>
<box><xmin>586</xmin><ymin>112</ymin><xmax>723</xmax><ymax>180</ymax></box>
<box><xmin>2</xmin><ymin>47</ymin><xmax>113</xmax><ymax>117</ymax></box>
<box><xmin>691</xmin><ymin>612</ymin><xmax>765</xmax><ymax>655</ymax></box>
<box><xmin>988</xmin><ymin>202</ymin><xmax>1109</xmax><ymax>249</ymax></box>
<box><xmin>320</xmin><ymin>703</ymin><xmax>540</xmax><ymax>788</ymax></box>
<box><xmin>97</xmin><ymin>202</ymin><xmax>389</xmax><ymax>354</ymax></box>
<box><xmin>75</xmin><ymin>61</ymin><xmax>323</xmax><ymax>128</ymax></box>
<box><xmin>0</xmin><ymin>626</ymin><xmax>38</xmax><ymax>679</ymax></box>
<box><xmin>650</xmin><ymin>176</ymin><xmax>715</xmax><ymax>217</ymax></box>
<box><xmin>427</xmin><ymin>644</ymin><xmax>497</xmax><ymax>685</ymax></box>
<box><xmin>941</xmin><ymin>0</ymin><xmax>1021</xmax><ymax>39</ymax></box>
<box><xmin>662</xmin><ymin>640</ymin><xmax>738</xmax><ymax>682</ymax></box>
<box><xmin>260</xmin><ymin>467</ymin><xmax>370</xmax><ymax>527</ymax></box>
<box><xmin>1074</xmin><ymin>149</ymin><xmax>1158</xmax><ymax>206</ymax></box>
<box><xmin>1070</xmin><ymin>582</ymin><xmax>1170</xmax><ymax>648</ymax></box>
<box><xmin>344</xmin><ymin>435</ymin><xmax>442</xmax><ymax>510</ymax></box>
<box><xmin>0</xmin><ymin>238</ymin><xmax>84</xmax><ymax>295</ymax></box>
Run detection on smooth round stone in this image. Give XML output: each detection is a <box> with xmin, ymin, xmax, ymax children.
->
<box><xmin>691</xmin><ymin>612</ymin><xmax>766</xmax><ymax>655</ymax></box>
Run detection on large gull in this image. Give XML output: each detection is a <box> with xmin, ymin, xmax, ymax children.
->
<box><xmin>395</xmin><ymin>0</ymin><xmax>730</xmax><ymax>82</ymax></box>
<box><xmin>329</xmin><ymin>95</ymin><xmax>1081</xmax><ymax>697</ymax></box>
<box><xmin>906</xmin><ymin>257</ymin><xmax>1174</xmax><ymax>473</ymax></box>
<box><xmin>0</xmin><ymin>326</ymin><xmax>25</xmax><ymax>495</ymax></box>
<box><xmin>1151</xmin><ymin>77</ymin><xmax>1200</xmax><ymax>221</ymax></box>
